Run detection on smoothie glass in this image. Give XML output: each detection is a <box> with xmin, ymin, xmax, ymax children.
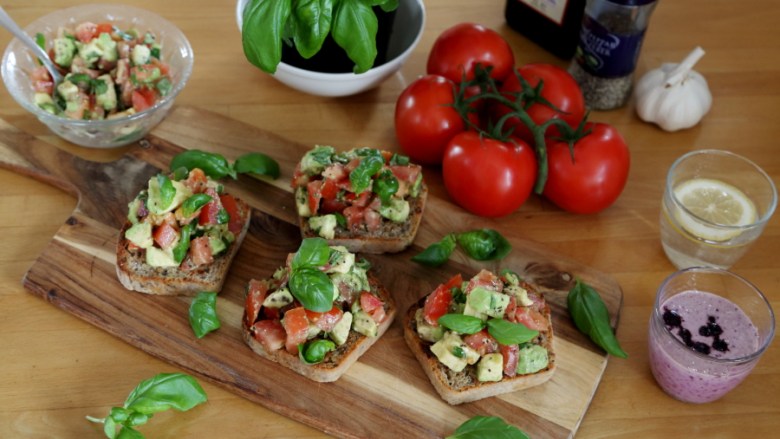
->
<box><xmin>648</xmin><ymin>267</ymin><xmax>775</xmax><ymax>403</ymax></box>
<box><xmin>660</xmin><ymin>149</ymin><xmax>777</xmax><ymax>269</ymax></box>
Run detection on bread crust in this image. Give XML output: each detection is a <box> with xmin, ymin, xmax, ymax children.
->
<box><xmin>403</xmin><ymin>287</ymin><xmax>556</xmax><ymax>405</ymax></box>
<box><xmin>115</xmin><ymin>197</ymin><xmax>251</xmax><ymax>296</ymax></box>
<box><xmin>300</xmin><ymin>184</ymin><xmax>428</xmax><ymax>254</ymax></box>
<box><xmin>242</xmin><ymin>274</ymin><xmax>395</xmax><ymax>383</ymax></box>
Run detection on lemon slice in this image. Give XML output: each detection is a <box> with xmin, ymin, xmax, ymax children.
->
<box><xmin>673</xmin><ymin>178</ymin><xmax>757</xmax><ymax>242</ymax></box>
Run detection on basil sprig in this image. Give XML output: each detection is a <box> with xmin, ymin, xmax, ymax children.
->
<box><xmin>189</xmin><ymin>292</ymin><xmax>221</xmax><ymax>339</ymax></box>
<box><xmin>568</xmin><ymin>280</ymin><xmax>628</xmax><ymax>358</ymax></box>
<box><xmin>412</xmin><ymin>229</ymin><xmax>511</xmax><ymax>267</ymax></box>
<box><xmin>373</xmin><ymin>169</ymin><xmax>399</xmax><ymax>204</ymax></box>
<box><xmin>437</xmin><ymin>314</ymin><xmax>538</xmax><ymax>345</ymax></box>
<box><xmin>241</xmin><ymin>0</ymin><xmax>399</xmax><ymax>74</ymax></box>
<box><xmin>350</xmin><ymin>151</ymin><xmax>385</xmax><ymax>195</ymax></box>
<box><xmin>299</xmin><ymin>339</ymin><xmax>336</xmax><ymax>364</ymax></box>
<box><xmin>447</xmin><ymin>416</ymin><xmax>530</xmax><ymax>439</ymax></box>
<box><xmin>170</xmin><ymin>150</ymin><xmax>280</xmax><ymax>181</ymax></box>
<box><xmin>287</xmin><ymin>238</ymin><xmax>335</xmax><ymax>312</ymax></box>
<box><xmin>86</xmin><ymin>373</ymin><xmax>207</xmax><ymax>439</ymax></box>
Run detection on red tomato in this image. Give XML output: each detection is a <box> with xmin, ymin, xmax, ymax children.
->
<box><xmin>491</xmin><ymin>64</ymin><xmax>585</xmax><ymax>145</ymax></box>
<box><xmin>500</xmin><ymin>344</ymin><xmax>519</xmax><ymax>377</ymax></box>
<box><xmin>219</xmin><ymin>194</ymin><xmax>243</xmax><ymax>235</ymax></box>
<box><xmin>423</xmin><ymin>280</ymin><xmax>455</xmax><ymax>327</ymax></box>
<box><xmin>96</xmin><ymin>22</ymin><xmax>113</xmax><ymax>35</ymax></box>
<box><xmin>252</xmin><ymin>320</ymin><xmax>286</xmax><ymax>351</ymax></box>
<box><xmin>360</xmin><ymin>292</ymin><xmax>383</xmax><ymax>313</ymax></box>
<box><xmin>394</xmin><ymin>75</ymin><xmax>465</xmax><ymax>165</ymax></box>
<box><xmin>427</xmin><ymin>23</ymin><xmax>514</xmax><ymax>83</ymax></box>
<box><xmin>152</xmin><ymin>222</ymin><xmax>178</xmax><ymax>249</ymax></box>
<box><xmin>514</xmin><ymin>307</ymin><xmax>548</xmax><ymax>331</ymax></box>
<box><xmin>75</xmin><ymin>22</ymin><xmax>97</xmax><ymax>43</ymax></box>
<box><xmin>442</xmin><ymin>132</ymin><xmax>537</xmax><ymax>217</ymax></box>
<box><xmin>282</xmin><ymin>307</ymin><xmax>309</xmax><ymax>354</ymax></box>
<box><xmin>189</xmin><ymin>236</ymin><xmax>213</xmax><ymax>266</ymax></box>
<box><xmin>245</xmin><ymin>279</ymin><xmax>270</xmax><ymax>326</ymax></box>
<box><xmin>198</xmin><ymin>189</ymin><xmax>223</xmax><ymax>226</ymax></box>
<box><xmin>465</xmin><ymin>269</ymin><xmax>502</xmax><ymax>293</ymax></box>
<box><xmin>307</xmin><ymin>180</ymin><xmax>324</xmax><ymax>214</ymax></box>
<box><xmin>131</xmin><ymin>88</ymin><xmax>157</xmax><ymax>112</ymax></box>
<box><xmin>464</xmin><ymin>330</ymin><xmax>499</xmax><ymax>356</ymax></box>
<box><xmin>543</xmin><ymin>123</ymin><xmax>630</xmax><ymax>214</ymax></box>
<box><xmin>306</xmin><ymin>305</ymin><xmax>344</xmax><ymax>332</ymax></box>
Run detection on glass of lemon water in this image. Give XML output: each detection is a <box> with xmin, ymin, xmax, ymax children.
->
<box><xmin>661</xmin><ymin>149</ymin><xmax>777</xmax><ymax>269</ymax></box>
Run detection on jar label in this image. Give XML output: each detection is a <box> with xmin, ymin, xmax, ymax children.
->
<box><xmin>518</xmin><ymin>0</ymin><xmax>568</xmax><ymax>25</ymax></box>
<box><xmin>574</xmin><ymin>15</ymin><xmax>646</xmax><ymax>78</ymax></box>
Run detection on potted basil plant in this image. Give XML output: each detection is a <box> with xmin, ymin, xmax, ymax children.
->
<box><xmin>241</xmin><ymin>0</ymin><xmax>400</xmax><ymax>74</ymax></box>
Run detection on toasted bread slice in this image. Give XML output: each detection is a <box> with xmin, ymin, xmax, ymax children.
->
<box><xmin>299</xmin><ymin>184</ymin><xmax>428</xmax><ymax>254</ymax></box>
<box><xmin>242</xmin><ymin>273</ymin><xmax>395</xmax><ymax>383</ymax></box>
<box><xmin>115</xmin><ymin>197</ymin><xmax>251</xmax><ymax>296</ymax></box>
<box><xmin>403</xmin><ymin>283</ymin><xmax>556</xmax><ymax>405</ymax></box>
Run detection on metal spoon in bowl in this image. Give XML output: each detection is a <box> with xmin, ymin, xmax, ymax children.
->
<box><xmin>0</xmin><ymin>6</ymin><xmax>63</xmax><ymax>85</ymax></box>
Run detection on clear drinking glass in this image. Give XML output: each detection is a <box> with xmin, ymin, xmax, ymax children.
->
<box><xmin>660</xmin><ymin>149</ymin><xmax>777</xmax><ymax>269</ymax></box>
<box><xmin>648</xmin><ymin>267</ymin><xmax>775</xmax><ymax>403</ymax></box>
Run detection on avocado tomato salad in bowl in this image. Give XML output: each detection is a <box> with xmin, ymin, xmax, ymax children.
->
<box><xmin>1</xmin><ymin>4</ymin><xmax>193</xmax><ymax>148</ymax></box>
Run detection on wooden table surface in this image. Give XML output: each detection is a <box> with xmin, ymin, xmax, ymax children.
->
<box><xmin>1</xmin><ymin>0</ymin><xmax>778</xmax><ymax>437</ymax></box>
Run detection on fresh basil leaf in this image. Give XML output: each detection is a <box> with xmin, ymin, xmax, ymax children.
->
<box><xmin>216</xmin><ymin>208</ymin><xmax>230</xmax><ymax>224</ymax></box>
<box><xmin>92</xmin><ymin>78</ymin><xmax>108</xmax><ymax>95</ymax></box>
<box><xmin>388</xmin><ymin>153</ymin><xmax>410</xmax><ymax>166</ymax></box>
<box><xmin>234</xmin><ymin>152</ymin><xmax>281</xmax><ymax>179</ymax></box>
<box><xmin>180</xmin><ymin>194</ymin><xmax>212</xmax><ymax>218</ymax></box>
<box><xmin>451</xmin><ymin>286</ymin><xmax>466</xmax><ymax>304</ymax></box>
<box><xmin>299</xmin><ymin>339</ymin><xmax>336</xmax><ymax>364</ymax></box>
<box><xmin>438</xmin><ymin>314</ymin><xmax>485</xmax><ymax>335</ymax></box>
<box><xmin>332</xmin><ymin>0</ymin><xmax>378</xmax><ymax>73</ymax></box>
<box><xmin>379</xmin><ymin>0</ymin><xmax>399</xmax><ymax>13</ymax></box>
<box><xmin>150</xmin><ymin>46</ymin><xmax>161</xmax><ymax>59</ymax></box>
<box><xmin>349</xmin><ymin>153</ymin><xmax>384</xmax><ymax>195</ymax></box>
<box><xmin>170</xmin><ymin>150</ymin><xmax>236</xmax><ymax>180</ymax></box>
<box><xmin>171</xmin><ymin>166</ymin><xmax>189</xmax><ymax>181</ymax></box>
<box><xmin>172</xmin><ymin>222</ymin><xmax>196</xmax><ymax>264</ymax></box>
<box><xmin>123</xmin><ymin>373</ymin><xmax>207</xmax><ymax>415</ymax></box>
<box><xmin>373</xmin><ymin>169</ymin><xmax>399</xmax><ymax>204</ymax></box>
<box><xmin>568</xmin><ymin>280</ymin><xmax>628</xmax><ymax>358</ymax></box>
<box><xmin>116</xmin><ymin>427</ymin><xmax>144</xmax><ymax>439</ymax></box>
<box><xmin>125</xmin><ymin>412</ymin><xmax>150</xmax><ymax>428</ymax></box>
<box><xmin>411</xmin><ymin>234</ymin><xmax>457</xmax><ymax>267</ymax></box>
<box><xmin>155</xmin><ymin>77</ymin><xmax>172</xmax><ymax>97</ymax></box>
<box><xmin>447</xmin><ymin>415</ymin><xmax>530</xmax><ymax>439</ymax></box>
<box><xmin>67</xmin><ymin>73</ymin><xmax>92</xmax><ymax>88</ymax></box>
<box><xmin>486</xmin><ymin>318</ymin><xmax>539</xmax><ymax>345</ymax></box>
<box><xmin>456</xmin><ymin>229</ymin><xmax>512</xmax><ymax>261</ymax></box>
<box><xmin>291</xmin><ymin>237</ymin><xmax>331</xmax><ymax>269</ymax></box>
<box><xmin>288</xmin><ymin>266</ymin><xmax>334</xmax><ymax>312</ymax></box>
<box><xmin>103</xmin><ymin>416</ymin><xmax>118</xmax><ymax>439</ymax></box>
<box><xmin>108</xmin><ymin>407</ymin><xmax>131</xmax><ymax>423</ymax></box>
<box><xmin>35</xmin><ymin>32</ymin><xmax>46</xmax><ymax>51</ymax></box>
<box><xmin>334</xmin><ymin>212</ymin><xmax>347</xmax><ymax>228</ymax></box>
<box><xmin>189</xmin><ymin>291</ymin><xmax>221</xmax><ymax>339</ymax></box>
<box><xmin>242</xmin><ymin>0</ymin><xmax>292</xmax><ymax>74</ymax></box>
<box><xmin>156</xmin><ymin>174</ymin><xmax>176</xmax><ymax>211</ymax></box>
<box><xmin>291</xmin><ymin>0</ymin><xmax>334</xmax><ymax>58</ymax></box>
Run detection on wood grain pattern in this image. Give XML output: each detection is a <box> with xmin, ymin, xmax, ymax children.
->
<box><xmin>0</xmin><ymin>106</ymin><xmax>621</xmax><ymax>439</ymax></box>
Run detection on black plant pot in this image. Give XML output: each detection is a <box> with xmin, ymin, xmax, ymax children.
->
<box><xmin>280</xmin><ymin>6</ymin><xmax>397</xmax><ymax>73</ymax></box>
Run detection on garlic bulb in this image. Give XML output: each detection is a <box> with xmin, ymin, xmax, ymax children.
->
<box><xmin>635</xmin><ymin>47</ymin><xmax>712</xmax><ymax>132</ymax></box>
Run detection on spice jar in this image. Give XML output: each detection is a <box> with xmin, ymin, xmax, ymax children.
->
<box><xmin>568</xmin><ymin>0</ymin><xmax>658</xmax><ymax>110</ymax></box>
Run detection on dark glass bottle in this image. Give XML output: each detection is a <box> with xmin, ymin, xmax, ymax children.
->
<box><xmin>504</xmin><ymin>0</ymin><xmax>587</xmax><ymax>59</ymax></box>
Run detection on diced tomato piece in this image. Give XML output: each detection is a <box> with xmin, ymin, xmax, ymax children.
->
<box><xmin>245</xmin><ymin>279</ymin><xmax>270</xmax><ymax>326</ymax></box>
<box><xmin>389</xmin><ymin>165</ymin><xmax>421</xmax><ymax>184</ymax></box>
<box><xmin>75</xmin><ymin>22</ymin><xmax>98</xmax><ymax>43</ymax></box>
<box><xmin>347</xmin><ymin>191</ymin><xmax>372</xmax><ymax>207</ymax></box>
<box><xmin>322</xmin><ymin>163</ymin><xmax>348</xmax><ymax>181</ymax></box>
<box><xmin>343</xmin><ymin>206</ymin><xmax>365</xmax><ymax>230</ymax></box>
<box><xmin>369</xmin><ymin>306</ymin><xmax>387</xmax><ymax>324</ymax></box>
<box><xmin>189</xmin><ymin>236</ymin><xmax>213</xmax><ymax>266</ymax></box>
<box><xmin>96</xmin><ymin>22</ymin><xmax>113</xmax><ymax>35</ymax></box>
<box><xmin>443</xmin><ymin>273</ymin><xmax>463</xmax><ymax>291</ymax></box>
<box><xmin>182</xmin><ymin>168</ymin><xmax>208</xmax><ymax>193</ymax></box>
<box><xmin>198</xmin><ymin>188</ymin><xmax>223</xmax><ymax>226</ymax></box>
<box><xmin>33</xmin><ymin>80</ymin><xmax>54</xmax><ymax>95</ymax></box>
<box><xmin>345</xmin><ymin>158</ymin><xmax>362</xmax><ymax>172</ymax></box>
<box><xmin>219</xmin><ymin>194</ymin><xmax>243</xmax><ymax>235</ymax></box>
<box><xmin>364</xmin><ymin>208</ymin><xmax>382</xmax><ymax>232</ymax></box>
<box><xmin>514</xmin><ymin>307</ymin><xmax>548</xmax><ymax>331</ymax></box>
<box><xmin>291</xmin><ymin>163</ymin><xmax>308</xmax><ymax>188</ymax></box>
<box><xmin>307</xmin><ymin>180</ymin><xmax>323</xmax><ymax>214</ymax></box>
<box><xmin>320</xmin><ymin>178</ymin><xmax>339</xmax><ymax>200</ymax></box>
<box><xmin>423</xmin><ymin>280</ymin><xmax>455</xmax><ymax>327</ymax></box>
<box><xmin>500</xmin><ymin>344</ymin><xmax>519</xmax><ymax>377</ymax></box>
<box><xmin>464</xmin><ymin>330</ymin><xmax>499</xmax><ymax>356</ymax></box>
<box><xmin>263</xmin><ymin>306</ymin><xmax>280</xmax><ymax>320</ymax></box>
<box><xmin>360</xmin><ymin>292</ymin><xmax>384</xmax><ymax>313</ymax></box>
<box><xmin>252</xmin><ymin>319</ymin><xmax>286</xmax><ymax>351</ymax></box>
<box><xmin>306</xmin><ymin>305</ymin><xmax>344</xmax><ymax>332</ymax></box>
<box><xmin>380</xmin><ymin>150</ymin><xmax>393</xmax><ymax>162</ymax></box>
<box><xmin>31</xmin><ymin>66</ymin><xmax>54</xmax><ymax>94</ymax></box>
<box><xmin>505</xmin><ymin>296</ymin><xmax>518</xmax><ymax>322</ymax></box>
<box><xmin>152</xmin><ymin>222</ymin><xmax>179</xmax><ymax>249</ymax></box>
<box><xmin>282</xmin><ymin>307</ymin><xmax>309</xmax><ymax>354</ymax></box>
<box><xmin>320</xmin><ymin>197</ymin><xmax>348</xmax><ymax>215</ymax></box>
<box><xmin>526</xmin><ymin>290</ymin><xmax>546</xmax><ymax>312</ymax></box>
<box><xmin>131</xmin><ymin>88</ymin><xmax>157</xmax><ymax>112</ymax></box>
<box><xmin>466</xmin><ymin>269</ymin><xmax>503</xmax><ymax>293</ymax></box>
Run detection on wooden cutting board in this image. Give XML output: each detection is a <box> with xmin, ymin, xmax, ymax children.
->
<box><xmin>0</xmin><ymin>106</ymin><xmax>622</xmax><ymax>439</ymax></box>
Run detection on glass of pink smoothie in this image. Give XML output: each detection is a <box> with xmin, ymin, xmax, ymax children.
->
<box><xmin>649</xmin><ymin>267</ymin><xmax>775</xmax><ymax>403</ymax></box>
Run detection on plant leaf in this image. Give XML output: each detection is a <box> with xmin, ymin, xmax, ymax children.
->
<box><xmin>331</xmin><ymin>0</ymin><xmax>378</xmax><ymax>73</ymax></box>
<box><xmin>291</xmin><ymin>0</ymin><xmax>334</xmax><ymax>58</ymax></box>
<box><xmin>170</xmin><ymin>150</ymin><xmax>236</xmax><ymax>179</ymax></box>
<box><xmin>438</xmin><ymin>314</ymin><xmax>486</xmax><ymax>335</ymax></box>
<box><xmin>299</xmin><ymin>339</ymin><xmax>336</xmax><ymax>364</ymax></box>
<box><xmin>411</xmin><ymin>234</ymin><xmax>457</xmax><ymax>267</ymax></box>
<box><xmin>349</xmin><ymin>152</ymin><xmax>384</xmax><ymax>195</ymax></box>
<box><xmin>456</xmin><ymin>229</ymin><xmax>512</xmax><ymax>261</ymax></box>
<box><xmin>241</xmin><ymin>0</ymin><xmax>293</xmax><ymax>74</ymax></box>
<box><xmin>116</xmin><ymin>427</ymin><xmax>144</xmax><ymax>439</ymax></box>
<box><xmin>291</xmin><ymin>237</ymin><xmax>331</xmax><ymax>269</ymax></box>
<box><xmin>189</xmin><ymin>292</ymin><xmax>221</xmax><ymax>339</ymax></box>
<box><xmin>123</xmin><ymin>373</ymin><xmax>208</xmax><ymax>415</ymax></box>
<box><xmin>486</xmin><ymin>318</ymin><xmax>539</xmax><ymax>345</ymax></box>
<box><xmin>288</xmin><ymin>266</ymin><xmax>334</xmax><ymax>312</ymax></box>
<box><xmin>568</xmin><ymin>280</ymin><xmax>628</xmax><ymax>358</ymax></box>
<box><xmin>447</xmin><ymin>416</ymin><xmax>530</xmax><ymax>439</ymax></box>
<box><xmin>234</xmin><ymin>152</ymin><xmax>281</xmax><ymax>179</ymax></box>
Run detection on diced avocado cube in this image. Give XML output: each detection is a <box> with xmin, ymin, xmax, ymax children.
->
<box><xmin>306</xmin><ymin>324</ymin><xmax>322</xmax><ymax>340</ymax></box>
<box><xmin>300</xmin><ymin>145</ymin><xmax>335</xmax><ymax>175</ymax></box>
<box><xmin>352</xmin><ymin>310</ymin><xmax>378</xmax><ymax>337</ymax></box>
<box><xmin>126</xmin><ymin>196</ymin><xmax>144</xmax><ymax>224</ymax></box>
<box><xmin>516</xmin><ymin>344</ymin><xmax>549</xmax><ymax>375</ymax></box>
<box><xmin>466</xmin><ymin>287</ymin><xmax>510</xmax><ymax>318</ymax></box>
<box><xmin>262</xmin><ymin>288</ymin><xmax>294</xmax><ymax>308</ymax></box>
<box><xmin>95</xmin><ymin>32</ymin><xmax>117</xmax><ymax>62</ymax></box>
<box><xmin>56</xmin><ymin>80</ymin><xmax>80</xmax><ymax>102</ymax></box>
<box><xmin>477</xmin><ymin>353</ymin><xmax>504</xmax><ymax>382</ymax></box>
<box><xmin>131</xmin><ymin>44</ymin><xmax>151</xmax><ymax>66</ymax></box>
<box><xmin>309</xmin><ymin>214</ymin><xmax>338</xmax><ymax>240</ymax></box>
<box><xmin>414</xmin><ymin>309</ymin><xmax>444</xmax><ymax>343</ymax></box>
<box><xmin>94</xmin><ymin>74</ymin><xmax>117</xmax><ymax>111</ymax></box>
<box><xmin>332</xmin><ymin>267</ymin><xmax>369</xmax><ymax>299</ymax></box>
<box><xmin>378</xmin><ymin>198</ymin><xmax>410</xmax><ymax>223</ymax></box>
<box><xmin>125</xmin><ymin>222</ymin><xmax>152</xmax><ymax>249</ymax></box>
<box><xmin>329</xmin><ymin>311</ymin><xmax>352</xmax><ymax>346</ymax></box>
<box><xmin>33</xmin><ymin>93</ymin><xmax>58</xmax><ymax>114</ymax></box>
<box><xmin>146</xmin><ymin>177</ymin><xmax>193</xmax><ymax>215</ymax></box>
<box><xmin>462</xmin><ymin>302</ymin><xmax>487</xmax><ymax>321</ymax></box>
<box><xmin>430</xmin><ymin>332</ymin><xmax>469</xmax><ymax>372</ymax></box>
<box><xmin>409</xmin><ymin>171</ymin><xmax>424</xmax><ymax>197</ymax></box>
<box><xmin>295</xmin><ymin>187</ymin><xmax>311</xmax><ymax>217</ymax></box>
<box><xmin>326</xmin><ymin>246</ymin><xmax>354</xmax><ymax>274</ymax></box>
<box><xmin>53</xmin><ymin>37</ymin><xmax>76</xmax><ymax>67</ymax></box>
<box><xmin>505</xmin><ymin>284</ymin><xmax>533</xmax><ymax>307</ymax></box>
<box><xmin>145</xmin><ymin>246</ymin><xmax>178</xmax><ymax>267</ymax></box>
<box><xmin>78</xmin><ymin>39</ymin><xmax>103</xmax><ymax>67</ymax></box>
<box><xmin>207</xmin><ymin>233</ymin><xmax>227</xmax><ymax>256</ymax></box>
